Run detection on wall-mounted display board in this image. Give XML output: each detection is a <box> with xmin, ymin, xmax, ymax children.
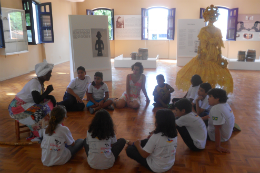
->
<box><xmin>236</xmin><ymin>14</ymin><xmax>260</xmax><ymax>41</ymax></box>
<box><xmin>177</xmin><ymin>19</ymin><xmax>205</xmax><ymax>66</ymax></box>
<box><xmin>69</xmin><ymin>15</ymin><xmax>112</xmax><ymax>81</ymax></box>
<box><xmin>0</xmin><ymin>7</ymin><xmax>28</xmax><ymax>55</ymax></box>
<box><xmin>114</xmin><ymin>15</ymin><xmax>141</xmax><ymax>40</ymax></box>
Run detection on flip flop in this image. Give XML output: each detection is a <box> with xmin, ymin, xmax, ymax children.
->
<box><xmin>233</xmin><ymin>123</ymin><xmax>241</xmax><ymax>131</ymax></box>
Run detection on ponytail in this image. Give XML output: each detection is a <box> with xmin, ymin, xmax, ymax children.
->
<box><xmin>45</xmin><ymin>106</ymin><xmax>66</xmax><ymax>136</ymax></box>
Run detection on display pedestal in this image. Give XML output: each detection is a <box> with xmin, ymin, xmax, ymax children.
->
<box><xmin>114</xmin><ymin>54</ymin><xmax>158</xmax><ymax>68</ymax></box>
<box><xmin>227</xmin><ymin>59</ymin><xmax>260</xmax><ymax>70</ymax></box>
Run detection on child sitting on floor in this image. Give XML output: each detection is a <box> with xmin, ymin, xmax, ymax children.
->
<box><xmin>87</xmin><ymin>72</ymin><xmax>114</xmax><ymax>114</ymax></box>
<box><xmin>83</xmin><ymin>109</ymin><xmax>126</xmax><ymax>169</ymax></box>
<box><xmin>57</xmin><ymin>66</ymin><xmax>91</xmax><ymax>111</ymax></box>
<box><xmin>175</xmin><ymin>99</ymin><xmax>207</xmax><ymax>151</ymax></box>
<box><xmin>172</xmin><ymin>74</ymin><xmax>203</xmax><ymax>104</ymax></box>
<box><xmin>126</xmin><ymin>109</ymin><xmax>177</xmax><ymax>172</ymax></box>
<box><xmin>41</xmin><ymin>106</ymin><xmax>84</xmax><ymax>166</ymax></box>
<box><xmin>207</xmin><ymin>88</ymin><xmax>235</xmax><ymax>153</ymax></box>
<box><xmin>192</xmin><ymin>83</ymin><xmax>212</xmax><ymax>120</ymax></box>
<box><xmin>153</xmin><ymin>74</ymin><xmax>174</xmax><ymax>108</ymax></box>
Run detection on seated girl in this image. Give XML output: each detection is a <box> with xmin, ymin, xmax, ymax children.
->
<box><xmin>126</xmin><ymin>109</ymin><xmax>177</xmax><ymax>172</ymax></box>
<box><xmin>41</xmin><ymin>106</ymin><xmax>84</xmax><ymax>166</ymax></box>
<box><xmin>83</xmin><ymin>109</ymin><xmax>126</xmax><ymax>169</ymax></box>
<box><xmin>114</xmin><ymin>62</ymin><xmax>150</xmax><ymax>109</ymax></box>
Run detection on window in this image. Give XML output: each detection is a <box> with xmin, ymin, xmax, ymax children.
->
<box><xmin>200</xmin><ymin>7</ymin><xmax>238</xmax><ymax>41</ymax></box>
<box><xmin>141</xmin><ymin>7</ymin><xmax>176</xmax><ymax>40</ymax></box>
<box><xmin>22</xmin><ymin>0</ymin><xmax>54</xmax><ymax>44</ymax></box>
<box><xmin>86</xmin><ymin>8</ymin><xmax>114</xmax><ymax>40</ymax></box>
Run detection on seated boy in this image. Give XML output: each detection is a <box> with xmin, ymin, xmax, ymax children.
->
<box><xmin>57</xmin><ymin>66</ymin><xmax>91</xmax><ymax>111</ymax></box>
<box><xmin>87</xmin><ymin>72</ymin><xmax>114</xmax><ymax>114</ymax></box>
<box><xmin>153</xmin><ymin>74</ymin><xmax>174</xmax><ymax>108</ymax></box>
<box><xmin>192</xmin><ymin>83</ymin><xmax>212</xmax><ymax>124</ymax></box>
<box><xmin>175</xmin><ymin>98</ymin><xmax>207</xmax><ymax>151</ymax></box>
<box><xmin>207</xmin><ymin>88</ymin><xmax>235</xmax><ymax>153</ymax></box>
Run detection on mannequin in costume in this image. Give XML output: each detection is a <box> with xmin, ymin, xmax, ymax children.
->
<box><xmin>175</xmin><ymin>5</ymin><xmax>233</xmax><ymax>94</ymax></box>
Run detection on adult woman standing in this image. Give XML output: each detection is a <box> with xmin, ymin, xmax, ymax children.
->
<box><xmin>114</xmin><ymin>62</ymin><xmax>150</xmax><ymax>109</ymax></box>
<box><xmin>8</xmin><ymin>60</ymin><xmax>56</xmax><ymax>140</ymax></box>
<box><xmin>176</xmin><ymin>4</ymin><xmax>233</xmax><ymax>94</ymax></box>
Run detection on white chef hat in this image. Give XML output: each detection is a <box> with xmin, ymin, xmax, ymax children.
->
<box><xmin>35</xmin><ymin>59</ymin><xmax>54</xmax><ymax>77</ymax></box>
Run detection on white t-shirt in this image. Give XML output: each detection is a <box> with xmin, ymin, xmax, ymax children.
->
<box><xmin>88</xmin><ymin>83</ymin><xmax>109</xmax><ymax>100</ymax></box>
<box><xmin>176</xmin><ymin>112</ymin><xmax>207</xmax><ymax>149</ymax></box>
<box><xmin>41</xmin><ymin>124</ymin><xmax>75</xmax><ymax>166</ymax></box>
<box><xmin>67</xmin><ymin>76</ymin><xmax>91</xmax><ymax>99</ymax></box>
<box><xmin>193</xmin><ymin>95</ymin><xmax>211</xmax><ymax>112</ymax></box>
<box><xmin>186</xmin><ymin>85</ymin><xmax>200</xmax><ymax>100</ymax></box>
<box><xmin>16</xmin><ymin>78</ymin><xmax>42</xmax><ymax>103</ymax></box>
<box><xmin>207</xmin><ymin>103</ymin><xmax>235</xmax><ymax>142</ymax></box>
<box><xmin>86</xmin><ymin>131</ymin><xmax>117</xmax><ymax>169</ymax></box>
<box><xmin>143</xmin><ymin>133</ymin><xmax>177</xmax><ymax>173</ymax></box>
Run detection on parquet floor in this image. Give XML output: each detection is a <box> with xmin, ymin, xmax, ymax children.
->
<box><xmin>0</xmin><ymin>60</ymin><xmax>260</xmax><ymax>173</ymax></box>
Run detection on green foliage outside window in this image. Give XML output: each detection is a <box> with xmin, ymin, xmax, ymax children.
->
<box><xmin>9</xmin><ymin>12</ymin><xmax>23</xmax><ymax>31</ymax></box>
<box><xmin>93</xmin><ymin>9</ymin><xmax>112</xmax><ymax>40</ymax></box>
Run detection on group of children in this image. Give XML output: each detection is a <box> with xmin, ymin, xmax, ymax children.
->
<box><xmin>40</xmin><ymin>66</ymin><xmax>235</xmax><ymax>172</ymax></box>
<box><xmin>57</xmin><ymin>66</ymin><xmax>114</xmax><ymax>114</ymax></box>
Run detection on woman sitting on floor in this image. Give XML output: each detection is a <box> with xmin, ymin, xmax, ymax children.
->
<box><xmin>114</xmin><ymin>62</ymin><xmax>150</xmax><ymax>109</ymax></box>
<box><xmin>8</xmin><ymin>60</ymin><xmax>56</xmax><ymax>141</ymax></box>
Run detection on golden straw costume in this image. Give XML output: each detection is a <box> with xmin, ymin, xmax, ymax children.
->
<box><xmin>176</xmin><ymin>5</ymin><xmax>233</xmax><ymax>94</ymax></box>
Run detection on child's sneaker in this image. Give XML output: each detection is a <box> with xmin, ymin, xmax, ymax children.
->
<box><xmin>107</xmin><ymin>105</ymin><xmax>114</xmax><ymax>110</ymax></box>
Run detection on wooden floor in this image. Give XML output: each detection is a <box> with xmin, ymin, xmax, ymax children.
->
<box><xmin>0</xmin><ymin>60</ymin><xmax>260</xmax><ymax>173</ymax></box>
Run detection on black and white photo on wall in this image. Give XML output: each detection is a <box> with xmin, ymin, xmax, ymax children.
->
<box><xmin>91</xmin><ymin>28</ymin><xmax>108</xmax><ymax>57</ymax></box>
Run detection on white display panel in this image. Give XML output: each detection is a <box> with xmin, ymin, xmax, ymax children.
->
<box><xmin>177</xmin><ymin>19</ymin><xmax>205</xmax><ymax>58</ymax></box>
<box><xmin>68</xmin><ymin>15</ymin><xmax>112</xmax><ymax>81</ymax></box>
<box><xmin>114</xmin><ymin>15</ymin><xmax>141</xmax><ymax>40</ymax></box>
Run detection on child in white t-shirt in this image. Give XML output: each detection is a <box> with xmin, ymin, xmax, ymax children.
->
<box><xmin>41</xmin><ymin>106</ymin><xmax>84</xmax><ymax>166</ymax></box>
<box><xmin>207</xmin><ymin>88</ymin><xmax>235</xmax><ymax>153</ymax></box>
<box><xmin>172</xmin><ymin>74</ymin><xmax>203</xmax><ymax>106</ymax></box>
<box><xmin>57</xmin><ymin>66</ymin><xmax>91</xmax><ymax>111</ymax></box>
<box><xmin>192</xmin><ymin>83</ymin><xmax>212</xmax><ymax>125</ymax></box>
<box><xmin>175</xmin><ymin>98</ymin><xmax>207</xmax><ymax>151</ymax></box>
<box><xmin>87</xmin><ymin>72</ymin><xmax>114</xmax><ymax>114</ymax></box>
<box><xmin>83</xmin><ymin>109</ymin><xmax>126</xmax><ymax>169</ymax></box>
<box><xmin>126</xmin><ymin>109</ymin><xmax>177</xmax><ymax>172</ymax></box>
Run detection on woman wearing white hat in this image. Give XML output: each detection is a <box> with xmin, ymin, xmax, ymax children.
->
<box><xmin>8</xmin><ymin>60</ymin><xmax>56</xmax><ymax>141</ymax></box>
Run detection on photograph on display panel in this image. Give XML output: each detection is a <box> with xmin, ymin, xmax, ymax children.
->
<box><xmin>91</xmin><ymin>28</ymin><xmax>108</xmax><ymax>57</ymax></box>
<box><xmin>236</xmin><ymin>14</ymin><xmax>260</xmax><ymax>41</ymax></box>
